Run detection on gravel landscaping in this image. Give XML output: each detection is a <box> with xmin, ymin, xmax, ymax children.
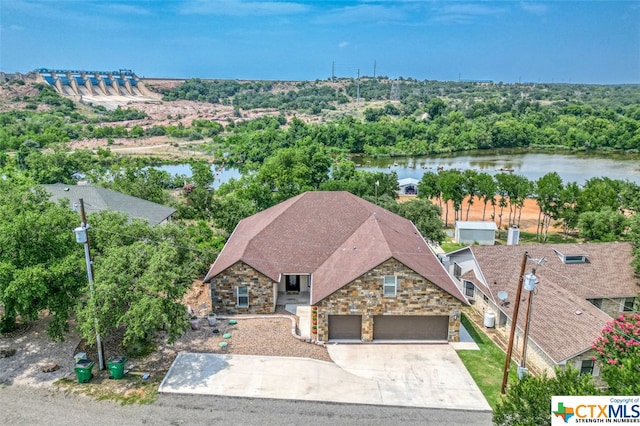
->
<box><xmin>0</xmin><ymin>312</ymin><xmax>331</xmax><ymax>391</ymax></box>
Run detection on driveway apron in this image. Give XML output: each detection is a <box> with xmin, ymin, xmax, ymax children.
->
<box><xmin>327</xmin><ymin>344</ymin><xmax>491</xmax><ymax>411</ymax></box>
<box><xmin>159</xmin><ymin>345</ymin><xmax>491</xmax><ymax>411</ymax></box>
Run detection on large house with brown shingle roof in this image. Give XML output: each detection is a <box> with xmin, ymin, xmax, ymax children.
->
<box><xmin>204</xmin><ymin>191</ymin><xmax>468</xmax><ymax>342</ymax></box>
<box><xmin>444</xmin><ymin>242</ymin><xmax>639</xmax><ymax>378</ymax></box>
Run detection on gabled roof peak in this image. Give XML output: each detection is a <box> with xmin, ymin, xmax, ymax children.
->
<box><xmin>204</xmin><ymin>191</ymin><xmax>467</xmax><ymax>304</ymax></box>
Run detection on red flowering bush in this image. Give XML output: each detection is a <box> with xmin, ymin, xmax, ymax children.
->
<box><xmin>592</xmin><ymin>313</ymin><xmax>640</xmax><ymax>394</ymax></box>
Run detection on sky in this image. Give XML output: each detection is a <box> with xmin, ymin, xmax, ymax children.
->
<box><xmin>1</xmin><ymin>1</ymin><xmax>638</xmax><ymax>84</ymax></box>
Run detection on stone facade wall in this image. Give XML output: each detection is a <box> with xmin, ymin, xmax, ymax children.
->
<box><xmin>315</xmin><ymin>258</ymin><xmax>463</xmax><ymax>342</ymax></box>
<box><xmin>565</xmin><ymin>350</ymin><xmax>604</xmax><ymax>386</ymax></box>
<box><xmin>600</xmin><ymin>298</ymin><xmax>622</xmax><ymax>318</ymax></box>
<box><xmin>209</xmin><ymin>261</ymin><xmax>276</xmax><ymax>314</ymax></box>
<box><xmin>492</xmin><ymin>311</ymin><xmax>606</xmax><ymax>383</ymax></box>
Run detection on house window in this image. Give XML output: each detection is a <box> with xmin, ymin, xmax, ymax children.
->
<box><xmin>237</xmin><ymin>286</ymin><xmax>249</xmax><ymax>307</ymax></box>
<box><xmin>580</xmin><ymin>359</ymin><xmax>594</xmax><ymax>375</ymax></box>
<box><xmin>623</xmin><ymin>297</ymin><xmax>635</xmax><ymax>312</ymax></box>
<box><xmin>483</xmin><ymin>294</ymin><xmax>489</xmax><ymax>303</ymax></box>
<box><xmin>464</xmin><ymin>281</ymin><xmax>475</xmax><ymax>298</ymax></box>
<box><xmin>453</xmin><ymin>263</ymin><xmax>462</xmax><ymax>278</ymax></box>
<box><xmin>383</xmin><ymin>276</ymin><xmax>397</xmax><ymax>297</ymax></box>
<box><xmin>589</xmin><ymin>298</ymin><xmax>603</xmax><ymax>309</ymax></box>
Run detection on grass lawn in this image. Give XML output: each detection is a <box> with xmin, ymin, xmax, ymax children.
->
<box><xmin>440</xmin><ymin>241</ymin><xmax>467</xmax><ymax>252</ymax></box>
<box><xmin>495</xmin><ymin>230</ymin><xmax>582</xmax><ymax>245</ymax></box>
<box><xmin>456</xmin><ymin>312</ymin><xmax>518</xmax><ymax>410</ymax></box>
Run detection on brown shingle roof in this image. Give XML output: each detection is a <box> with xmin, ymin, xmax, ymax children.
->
<box><xmin>204</xmin><ymin>191</ymin><xmax>467</xmax><ymax>305</ymax></box>
<box><xmin>468</xmin><ymin>243</ymin><xmax>639</xmax><ymax>362</ymax></box>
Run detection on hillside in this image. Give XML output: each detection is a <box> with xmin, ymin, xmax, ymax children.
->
<box><xmin>1</xmin><ymin>75</ymin><xmax>639</xmax><ymax>158</ymax></box>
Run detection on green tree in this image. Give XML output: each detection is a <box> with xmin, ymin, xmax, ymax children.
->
<box><xmin>495</xmin><ymin>173</ymin><xmax>517</xmax><ymax>228</ymax></box>
<box><xmin>576</xmin><ymin>177</ymin><xmax>621</xmax><ymax>215</ymax></box>
<box><xmin>629</xmin><ymin>214</ymin><xmax>640</xmax><ymax>274</ymax></box>
<box><xmin>462</xmin><ymin>169</ymin><xmax>479</xmax><ymax>221</ymax></box>
<box><xmin>535</xmin><ymin>172</ymin><xmax>564</xmax><ymax>242</ymax></box>
<box><xmin>493</xmin><ymin>366</ymin><xmax>600</xmax><ymax>426</ymax></box>
<box><xmin>255</xmin><ymin>140</ymin><xmax>332</xmax><ymax>207</ymax></box>
<box><xmin>418</xmin><ymin>171</ymin><xmax>441</xmax><ymax>210</ymax></box>
<box><xmin>592</xmin><ymin>313</ymin><xmax>640</xmax><ymax>395</ymax></box>
<box><xmin>438</xmin><ymin>169</ymin><xmax>465</xmax><ymax>226</ymax></box>
<box><xmin>426</xmin><ymin>98</ymin><xmax>447</xmax><ymax>118</ymax></box>
<box><xmin>77</xmin><ymin>213</ymin><xmax>204</xmax><ymax>355</ymax></box>
<box><xmin>384</xmin><ymin>198</ymin><xmax>446</xmax><ymax>244</ymax></box>
<box><xmin>212</xmin><ymin>193</ymin><xmax>257</xmax><ymax>235</ymax></box>
<box><xmin>475</xmin><ymin>172</ymin><xmax>497</xmax><ymax>221</ymax></box>
<box><xmin>513</xmin><ymin>175</ymin><xmax>534</xmax><ymax>228</ymax></box>
<box><xmin>577</xmin><ymin>208</ymin><xmax>628</xmax><ymax>241</ymax></box>
<box><xmin>182</xmin><ymin>162</ymin><xmax>215</xmax><ymax>220</ymax></box>
<box><xmin>619</xmin><ymin>181</ymin><xmax>640</xmax><ymax>213</ymax></box>
<box><xmin>557</xmin><ymin>182</ymin><xmax>581</xmax><ymax>237</ymax></box>
<box><xmin>109</xmin><ymin>166</ymin><xmax>172</xmax><ymax>205</ymax></box>
<box><xmin>0</xmin><ymin>177</ymin><xmax>84</xmax><ymax>339</ymax></box>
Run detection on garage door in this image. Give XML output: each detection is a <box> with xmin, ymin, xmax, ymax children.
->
<box><xmin>373</xmin><ymin>315</ymin><xmax>449</xmax><ymax>340</ymax></box>
<box><xmin>328</xmin><ymin>315</ymin><xmax>362</xmax><ymax>340</ymax></box>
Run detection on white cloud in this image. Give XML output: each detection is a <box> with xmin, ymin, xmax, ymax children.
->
<box><xmin>314</xmin><ymin>4</ymin><xmax>407</xmax><ymax>25</ymax></box>
<box><xmin>520</xmin><ymin>2</ymin><xmax>548</xmax><ymax>16</ymax></box>
<box><xmin>180</xmin><ymin>0</ymin><xmax>309</xmax><ymax>16</ymax></box>
<box><xmin>104</xmin><ymin>4</ymin><xmax>152</xmax><ymax>16</ymax></box>
<box><xmin>2</xmin><ymin>24</ymin><xmax>26</xmax><ymax>31</ymax></box>
<box><xmin>430</xmin><ymin>2</ymin><xmax>506</xmax><ymax>24</ymax></box>
<box><xmin>338</xmin><ymin>41</ymin><xmax>349</xmax><ymax>48</ymax></box>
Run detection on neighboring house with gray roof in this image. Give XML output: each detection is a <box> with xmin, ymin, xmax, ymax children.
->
<box><xmin>204</xmin><ymin>191</ymin><xmax>468</xmax><ymax>342</ymax></box>
<box><xmin>444</xmin><ymin>242</ymin><xmax>639</xmax><ymax>378</ymax></box>
<box><xmin>43</xmin><ymin>183</ymin><xmax>176</xmax><ymax>225</ymax></box>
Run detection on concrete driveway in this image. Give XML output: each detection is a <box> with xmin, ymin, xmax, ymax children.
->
<box><xmin>159</xmin><ymin>345</ymin><xmax>491</xmax><ymax>412</ymax></box>
<box><xmin>327</xmin><ymin>344</ymin><xmax>491</xmax><ymax>411</ymax></box>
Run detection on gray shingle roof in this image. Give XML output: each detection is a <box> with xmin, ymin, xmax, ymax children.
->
<box><xmin>43</xmin><ymin>183</ymin><xmax>176</xmax><ymax>225</ymax></box>
<box><xmin>466</xmin><ymin>242</ymin><xmax>639</xmax><ymax>362</ymax></box>
<box><xmin>204</xmin><ymin>191</ymin><xmax>467</xmax><ymax>305</ymax></box>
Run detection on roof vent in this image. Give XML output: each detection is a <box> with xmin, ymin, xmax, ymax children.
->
<box><xmin>554</xmin><ymin>249</ymin><xmax>587</xmax><ymax>264</ymax></box>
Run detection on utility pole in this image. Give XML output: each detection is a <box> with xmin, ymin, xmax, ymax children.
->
<box><xmin>332</xmin><ymin>61</ymin><xmax>335</xmax><ymax>82</ymax></box>
<box><xmin>373</xmin><ymin>60</ymin><xmax>376</xmax><ymax>78</ymax></box>
<box><xmin>520</xmin><ymin>268</ymin><xmax>538</xmax><ymax>377</ymax></box>
<box><xmin>74</xmin><ymin>199</ymin><xmax>105</xmax><ymax>370</ymax></box>
<box><xmin>501</xmin><ymin>251</ymin><xmax>528</xmax><ymax>394</ymax></box>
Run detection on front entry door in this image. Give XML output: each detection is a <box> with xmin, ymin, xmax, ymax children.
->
<box><xmin>286</xmin><ymin>275</ymin><xmax>300</xmax><ymax>292</ymax></box>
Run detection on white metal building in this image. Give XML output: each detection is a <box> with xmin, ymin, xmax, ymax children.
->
<box><xmin>454</xmin><ymin>221</ymin><xmax>497</xmax><ymax>245</ymax></box>
<box><xmin>398</xmin><ymin>178</ymin><xmax>419</xmax><ymax>196</ymax></box>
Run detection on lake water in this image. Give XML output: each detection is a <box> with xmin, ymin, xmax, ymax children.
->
<box><xmin>158</xmin><ymin>150</ymin><xmax>640</xmax><ymax>186</ymax></box>
<box><xmin>158</xmin><ymin>164</ymin><xmax>242</xmax><ymax>188</ymax></box>
<box><xmin>355</xmin><ymin>150</ymin><xmax>640</xmax><ymax>185</ymax></box>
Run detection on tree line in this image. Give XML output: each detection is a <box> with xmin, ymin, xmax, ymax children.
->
<box><xmin>418</xmin><ymin>169</ymin><xmax>640</xmax><ymax>242</ymax></box>
<box><xmin>3</xmin><ymin>80</ymin><xmax>639</xmax><ymax>156</ymax></box>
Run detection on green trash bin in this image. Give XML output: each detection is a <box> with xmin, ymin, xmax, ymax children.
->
<box><xmin>74</xmin><ymin>359</ymin><xmax>95</xmax><ymax>383</ymax></box>
<box><xmin>107</xmin><ymin>356</ymin><xmax>127</xmax><ymax>380</ymax></box>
